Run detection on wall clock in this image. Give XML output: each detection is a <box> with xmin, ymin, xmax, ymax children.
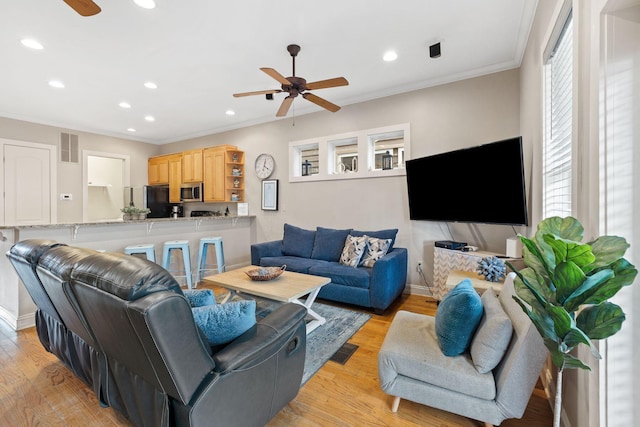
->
<box><xmin>255</xmin><ymin>153</ymin><xmax>275</xmax><ymax>179</ymax></box>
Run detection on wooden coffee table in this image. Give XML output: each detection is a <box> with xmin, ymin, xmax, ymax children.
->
<box><xmin>201</xmin><ymin>265</ymin><xmax>331</xmax><ymax>334</ymax></box>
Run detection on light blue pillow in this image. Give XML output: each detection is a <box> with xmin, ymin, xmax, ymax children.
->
<box><xmin>281</xmin><ymin>224</ymin><xmax>316</xmax><ymax>258</ymax></box>
<box><xmin>435</xmin><ymin>279</ymin><xmax>484</xmax><ymax>356</ymax></box>
<box><xmin>183</xmin><ymin>289</ymin><xmax>216</xmax><ymax>307</ymax></box>
<box><xmin>192</xmin><ymin>300</ymin><xmax>256</xmax><ymax>346</ymax></box>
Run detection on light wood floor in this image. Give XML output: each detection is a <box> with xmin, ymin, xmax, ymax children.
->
<box><xmin>0</xmin><ymin>291</ymin><xmax>553</xmax><ymax>426</ymax></box>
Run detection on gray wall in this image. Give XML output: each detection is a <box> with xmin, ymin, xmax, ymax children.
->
<box><xmin>162</xmin><ymin>68</ymin><xmax>526</xmax><ymax>290</ymax></box>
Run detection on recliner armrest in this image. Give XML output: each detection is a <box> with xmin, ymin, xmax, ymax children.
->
<box><xmin>212</xmin><ymin>303</ymin><xmax>306</xmax><ymax>373</ymax></box>
<box><xmin>250</xmin><ymin>240</ymin><xmax>284</xmax><ymax>265</ymax></box>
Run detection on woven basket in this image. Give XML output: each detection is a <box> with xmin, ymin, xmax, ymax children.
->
<box><xmin>245</xmin><ymin>265</ymin><xmax>286</xmax><ymax>281</ymax></box>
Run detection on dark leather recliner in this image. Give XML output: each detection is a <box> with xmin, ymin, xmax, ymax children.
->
<box><xmin>7</xmin><ymin>239</ymin><xmax>307</xmax><ymax>427</ymax></box>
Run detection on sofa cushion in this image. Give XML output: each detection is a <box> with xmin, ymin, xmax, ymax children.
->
<box><xmin>435</xmin><ymin>279</ymin><xmax>484</xmax><ymax>356</ymax></box>
<box><xmin>311</xmin><ymin>227</ymin><xmax>352</xmax><ymax>262</ymax></box>
<box><xmin>351</xmin><ymin>228</ymin><xmax>398</xmax><ymax>251</ymax></box>
<box><xmin>308</xmin><ymin>262</ymin><xmax>371</xmax><ymax>289</ymax></box>
<box><xmin>260</xmin><ymin>256</ymin><xmax>328</xmax><ymax>274</ymax></box>
<box><xmin>183</xmin><ymin>289</ymin><xmax>216</xmax><ymax>307</ymax></box>
<box><xmin>470</xmin><ymin>288</ymin><xmax>513</xmax><ymax>373</ymax></box>
<box><xmin>281</xmin><ymin>224</ymin><xmax>316</xmax><ymax>258</ymax></box>
<box><xmin>192</xmin><ymin>300</ymin><xmax>256</xmax><ymax>346</ymax></box>
<box><xmin>360</xmin><ymin>236</ymin><xmax>392</xmax><ymax>268</ymax></box>
<box><xmin>339</xmin><ymin>234</ymin><xmax>367</xmax><ymax>267</ymax></box>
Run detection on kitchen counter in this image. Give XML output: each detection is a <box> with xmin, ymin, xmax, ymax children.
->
<box><xmin>0</xmin><ymin>215</ymin><xmax>257</xmax><ymax>331</ymax></box>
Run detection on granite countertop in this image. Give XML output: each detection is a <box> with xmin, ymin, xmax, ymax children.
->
<box><xmin>0</xmin><ymin>215</ymin><xmax>255</xmax><ymax>230</ymax></box>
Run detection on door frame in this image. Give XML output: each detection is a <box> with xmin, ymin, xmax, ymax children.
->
<box><xmin>0</xmin><ymin>138</ymin><xmax>57</xmax><ymax>226</ymax></box>
<box><xmin>82</xmin><ymin>150</ymin><xmax>130</xmax><ymax>223</ymax></box>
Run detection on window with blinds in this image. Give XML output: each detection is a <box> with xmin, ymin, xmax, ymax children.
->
<box><xmin>543</xmin><ymin>12</ymin><xmax>573</xmax><ymax>219</ymax></box>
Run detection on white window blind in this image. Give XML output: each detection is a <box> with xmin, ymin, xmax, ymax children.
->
<box><xmin>543</xmin><ymin>12</ymin><xmax>573</xmax><ymax>219</ymax></box>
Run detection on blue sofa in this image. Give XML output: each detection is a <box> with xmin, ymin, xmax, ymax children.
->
<box><xmin>251</xmin><ymin>224</ymin><xmax>408</xmax><ymax>313</ymax></box>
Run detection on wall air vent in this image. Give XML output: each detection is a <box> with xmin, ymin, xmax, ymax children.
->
<box><xmin>60</xmin><ymin>132</ymin><xmax>79</xmax><ymax>163</ymax></box>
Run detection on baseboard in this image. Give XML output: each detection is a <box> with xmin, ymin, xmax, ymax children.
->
<box><xmin>0</xmin><ymin>306</ymin><xmax>18</xmax><ymax>330</ymax></box>
<box><xmin>406</xmin><ymin>283</ymin><xmax>434</xmax><ymax>297</ymax></box>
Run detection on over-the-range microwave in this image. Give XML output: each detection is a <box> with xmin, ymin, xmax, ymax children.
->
<box><xmin>180</xmin><ymin>183</ymin><xmax>203</xmax><ymax>202</ymax></box>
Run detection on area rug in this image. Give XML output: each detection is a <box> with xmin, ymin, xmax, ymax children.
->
<box><xmin>252</xmin><ymin>298</ymin><xmax>371</xmax><ymax>385</ymax></box>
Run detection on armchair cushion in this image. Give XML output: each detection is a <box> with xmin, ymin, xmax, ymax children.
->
<box><xmin>435</xmin><ymin>279</ymin><xmax>484</xmax><ymax>356</ymax></box>
<box><xmin>282</xmin><ymin>224</ymin><xmax>316</xmax><ymax>258</ymax></box>
<box><xmin>192</xmin><ymin>300</ymin><xmax>256</xmax><ymax>346</ymax></box>
<box><xmin>311</xmin><ymin>227</ymin><xmax>352</xmax><ymax>261</ymax></box>
<box><xmin>183</xmin><ymin>289</ymin><xmax>216</xmax><ymax>307</ymax></box>
<box><xmin>470</xmin><ymin>288</ymin><xmax>513</xmax><ymax>373</ymax></box>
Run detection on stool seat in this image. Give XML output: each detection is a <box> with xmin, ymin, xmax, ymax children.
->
<box><xmin>124</xmin><ymin>243</ymin><xmax>156</xmax><ymax>262</ymax></box>
<box><xmin>162</xmin><ymin>240</ymin><xmax>193</xmax><ymax>289</ymax></box>
<box><xmin>195</xmin><ymin>237</ymin><xmax>225</xmax><ymax>285</ymax></box>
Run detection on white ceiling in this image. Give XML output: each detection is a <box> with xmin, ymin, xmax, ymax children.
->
<box><xmin>1</xmin><ymin>0</ymin><xmax>537</xmax><ymax>144</ymax></box>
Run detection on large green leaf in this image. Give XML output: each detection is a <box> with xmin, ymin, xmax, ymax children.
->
<box><xmin>584</xmin><ymin>235</ymin><xmax>630</xmax><ymax>273</ymax></box>
<box><xmin>610</xmin><ymin>258</ymin><xmax>638</xmax><ymax>287</ymax></box>
<box><xmin>546</xmin><ymin>303</ymin><xmax>574</xmax><ymax>340</ymax></box>
<box><xmin>576</xmin><ymin>303</ymin><xmax>626</xmax><ymax>340</ymax></box>
<box><xmin>560</xmin><ymin>352</ymin><xmax>592</xmax><ymax>371</ymax></box>
<box><xmin>563</xmin><ymin>269</ymin><xmax>616</xmax><ymax>311</ymax></box>
<box><xmin>513</xmin><ymin>296</ymin><xmax>559</xmax><ymax>341</ymax></box>
<box><xmin>543</xmin><ymin>235</ymin><xmax>595</xmax><ymax>268</ymax></box>
<box><xmin>554</xmin><ymin>261</ymin><xmax>586</xmax><ymax>305</ymax></box>
<box><xmin>521</xmin><ymin>236</ymin><xmax>555</xmax><ymax>280</ymax></box>
<box><xmin>536</xmin><ymin>216</ymin><xmax>584</xmax><ymax>242</ymax></box>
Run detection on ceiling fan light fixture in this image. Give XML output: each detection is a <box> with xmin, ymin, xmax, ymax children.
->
<box><xmin>21</xmin><ymin>38</ymin><xmax>43</xmax><ymax>50</ymax></box>
<box><xmin>133</xmin><ymin>0</ymin><xmax>156</xmax><ymax>9</ymax></box>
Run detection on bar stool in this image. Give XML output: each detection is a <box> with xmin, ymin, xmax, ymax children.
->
<box><xmin>162</xmin><ymin>240</ymin><xmax>193</xmax><ymax>289</ymax></box>
<box><xmin>124</xmin><ymin>243</ymin><xmax>156</xmax><ymax>262</ymax></box>
<box><xmin>195</xmin><ymin>237</ymin><xmax>226</xmax><ymax>285</ymax></box>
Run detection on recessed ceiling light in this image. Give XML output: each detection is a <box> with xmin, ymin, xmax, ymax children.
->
<box><xmin>48</xmin><ymin>80</ymin><xmax>65</xmax><ymax>88</ymax></box>
<box><xmin>133</xmin><ymin>0</ymin><xmax>156</xmax><ymax>9</ymax></box>
<box><xmin>145</xmin><ymin>115</ymin><xmax>155</xmax><ymax>122</ymax></box>
<box><xmin>21</xmin><ymin>38</ymin><xmax>43</xmax><ymax>50</ymax></box>
<box><xmin>144</xmin><ymin>81</ymin><xmax>158</xmax><ymax>89</ymax></box>
<box><xmin>383</xmin><ymin>51</ymin><xmax>398</xmax><ymax>62</ymax></box>
<box><xmin>119</xmin><ymin>102</ymin><xmax>131</xmax><ymax>109</ymax></box>
<box><xmin>127</xmin><ymin>128</ymin><xmax>136</xmax><ymax>132</ymax></box>
<box><xmin>225</xmin><ymin>110</ymin><xmax>235</xmax><ymax>116</ymax></box>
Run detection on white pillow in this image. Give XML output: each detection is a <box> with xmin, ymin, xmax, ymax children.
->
<box><xmin>360</xmin><ymin>236</ymin><xmax>392</xmax><ymax>267</ymax></box>
<box><xmin>470</xmin><ymin>288</ymin><xmax>513</xmax><ymax>373</ymax></box>
<box><xmin>339</xmin><ymin>235</ymin><xmax>367</xmax><ymax>267</ymax></box>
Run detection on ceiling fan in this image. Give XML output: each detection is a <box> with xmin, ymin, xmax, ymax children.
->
<box><xmin>63</xmin><ymin>0</ymin><xmax>101</xmax><ymax>16</ymax></box>
<box><xmin>233</xmin><ymin>44</ymin><xmax>349</xmax><ymax>117</ymax></box>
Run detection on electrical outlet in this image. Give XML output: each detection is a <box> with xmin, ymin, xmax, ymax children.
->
<box><xmin>416</xmin><ymin>261</ymin><xmax>423</xmax><ymax>272</ymax></box>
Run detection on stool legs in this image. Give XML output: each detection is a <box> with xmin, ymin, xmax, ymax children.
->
<box><xmin>162</xmin><ymin>241</ymin><xmax>193</xmax><ymax>289</ymax></box>
<box><xmin>195</xmin><ymin>238</ymin><xmax>225</xmax><ymax>285</ymax></box>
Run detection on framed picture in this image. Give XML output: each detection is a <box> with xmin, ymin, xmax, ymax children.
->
<box><xmin>261</xmin><ymin>179</ymin><xmax>279</xmax><ymax>211</ymax></box>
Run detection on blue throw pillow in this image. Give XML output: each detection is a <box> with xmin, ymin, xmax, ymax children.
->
<box><xmin>281</xmin><ymin>224</ymin><xmax>316</xmax><ymax>258</ymax></box>
<box><xmin>192</xmin><ymin>300</ymin><xmax>256</xmax><ymax>346</ymax></box>
<box><xmin>311</xmin><ymin>227</ymin><xmax>352</xmax><ymax>262</ymax></box>
<box><xmin>183</xmin><ymin>289</ymin><xmax>216</xmax><ymax>307</ymax></box>
<box><xmin>351</xmin><ymin>229</ymin><xmax>398</xmax><ymax>251</ymax></box>
<box><xmin>435</xmin><ymin>279</ymin><xmax>484</xmax><ymax>356</ymax></box>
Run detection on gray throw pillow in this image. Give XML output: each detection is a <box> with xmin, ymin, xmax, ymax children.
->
<box><xmin>470</xmin><ymin>288</ymin><xmax>513</xmax><ymax>373</ymax></box>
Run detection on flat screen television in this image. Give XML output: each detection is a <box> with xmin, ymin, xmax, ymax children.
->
<box><xmin>405</xmin><ymin>137</ymin><xmax>528</xmax><ymax>225</ymax></box>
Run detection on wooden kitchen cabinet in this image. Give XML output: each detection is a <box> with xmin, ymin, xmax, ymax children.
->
<box><xmin>203</xmin><ymin>146</ymin><xmax>226</xmax><ymax>202</ymax></box>
<box><xmin>148</xmin><ymin>155</ymin><xmax>170</xmax><ymax>185</ymax></box>
<box><xmin>203</xmin><ymin>145</ymin><xmax>244</xmax><ymax>202</ymax></box>
<box><xmin>168</xmin><ymin>154</ymin><xmax>182</xmax><ymax>203</ymax></box>
<box><xmin>182</xmin><ymin>148</ymin><xmax>203</xmax><ymax>183</ymax></box>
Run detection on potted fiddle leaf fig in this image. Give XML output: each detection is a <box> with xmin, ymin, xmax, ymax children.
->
<box><xmin>508</xmin><ymin>216</ymin><xmax>637</xmax><ymax>427</ymax></box>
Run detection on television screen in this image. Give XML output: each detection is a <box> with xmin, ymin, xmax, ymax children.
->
<box><xmin>405</xmin><ymin>137</ymin><xmax>528</xmax><ymax>225</ymax></box>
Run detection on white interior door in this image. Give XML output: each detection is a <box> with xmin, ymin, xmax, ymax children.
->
<box><xmin>3</xmin><ymin>143</ymin><xmax>54</xmax><ymax>225</ymax></box>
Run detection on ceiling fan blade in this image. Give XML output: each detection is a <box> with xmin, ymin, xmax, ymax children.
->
<box><xmin>305</xmin><ymin>77</ymin><xmax>349</xmax><ymax>90</ymax></box>
<box><xmin>276</xmin><ymin>97</ymin><xmax>294</xmax><ymax>117</ymax></box>
<box><xmin>63</xmin><ymin>0</ymin><xmax>101</xmax><ymax>16</ymax></box>
<box><xmin>260</xmin><ymin>68</ymin><xmax>291</xmax><ymax>86</ymax></box>
<box><xmin>303</xmin><ymin>93</ymin><xmax>341</xmax><ymax>113</ymax></box>
<box><xmin>233</xmin><ymin>89</ymin><xmax>282</xmax><ymax>98</ymax></box>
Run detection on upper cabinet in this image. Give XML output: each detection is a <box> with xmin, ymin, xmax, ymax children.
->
<box><xmin>150</xmin><ymin>145</ymin><xmax>243</xmax><ymax>203</ymax></box>
<box><xmin>182</xmin><ymin>148</ymin><xmax>203</xmax><ymax>183</ymax></box>
<box><xmin>148</xmin><ymin>155</ymin><xmax>170</xmax><ymax>185</ymax></box>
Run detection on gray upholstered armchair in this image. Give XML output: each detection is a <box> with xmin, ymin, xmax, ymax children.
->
<box><xmin>378</xmin><ymin>273</ymin><xmax>548</xmax><ymax>426</ymax></box>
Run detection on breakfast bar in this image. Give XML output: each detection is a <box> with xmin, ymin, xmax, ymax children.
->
<box><xmin>0</xmin><ymin>215</ymin><xmax>256</xmax><ymax>330</ymax></box>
